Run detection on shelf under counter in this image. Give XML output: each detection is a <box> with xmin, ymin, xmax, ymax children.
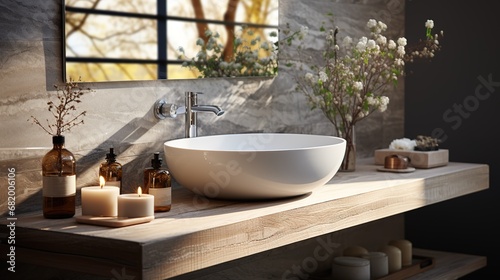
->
<box><xmin>409</xmin><ymin>248</ymin><xmax>487</xmax><ymax>279</ymax></box>
<box><xmin>0</xmin><ymin>159</ymin><xmax>489</xmax><ymax>279</ymax></box>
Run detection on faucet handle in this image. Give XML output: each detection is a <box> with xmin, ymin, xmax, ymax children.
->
<box><xmin>154</xmin><ymin>99</ymin><xmax>179</xmax><ymax>119</ymax></box>
<box><xmin>186</xmin><ymin>91</ymin><xmax>203</xmax><ymax>97</ymax></box>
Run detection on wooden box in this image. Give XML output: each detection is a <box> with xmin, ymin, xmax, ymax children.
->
<box><xmin>374</xmin><ymin>149</ymin><xmax>449</xmax><ymax>169</ymax></box>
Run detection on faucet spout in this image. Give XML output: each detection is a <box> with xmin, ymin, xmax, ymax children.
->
<box><xmin>191</xmin><ymin>105</ymin><xmax>225</xmax><ymax>116</ymax></box>
<box><xmin>185</xmin><ymin>92</ymin><xmax>224</xmax><ymax>138</ymax></box>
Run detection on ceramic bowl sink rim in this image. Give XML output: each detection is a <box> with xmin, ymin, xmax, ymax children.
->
<box><xmin>163</xmin><ymin>133</ymin><xmax>346</xmax><ymax>152</ymax></box>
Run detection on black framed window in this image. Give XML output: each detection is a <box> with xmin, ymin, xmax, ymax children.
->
<box><xmin>64</xmin><ymin>0</ymin><xmax>279</xmax><ymax>82</ymax></box>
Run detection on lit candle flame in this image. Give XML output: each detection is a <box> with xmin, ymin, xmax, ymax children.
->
<box><xmin>99</xmin><ymin>176</ymin><xmax>105</xmax><ymax>189</ymax></box>
<box><xmin>137</xmin><ymin>186</ymin><xmax>142</xmax><ymax>197</ymax></box>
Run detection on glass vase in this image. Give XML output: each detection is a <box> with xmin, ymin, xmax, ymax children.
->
<box><xmin>339</xmin><ymin>126</ymin><xmax>356</xmax><ymax>172</ymax></box>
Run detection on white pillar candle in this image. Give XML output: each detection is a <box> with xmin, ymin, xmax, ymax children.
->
<box><xmin>379</xmin><ymin>245</ymin><xmax>402</xmax><ymax>273</ymax></box>
<box><xmin>331</xmin><ymin>256</ymin><xmax>370</xmax><ymax>280</ymax></box>
<box><xmin>118</xmin><ymin>187</ymin><xmax>154</xmax><ymax>218</ymax></box>
<box><xmin>81</xmin><ymin>177</ymin><xmax>119</xmax><ymax>217</ymax></box>
<box><xmin>389</xmin><ymin>239</ymin><xmax>413</xmax><ymax>266</ymax></box>
<box><xmin>362</xmin><ymin>252</ymin><xmax>389</xmax><ymax>279</ymax></box>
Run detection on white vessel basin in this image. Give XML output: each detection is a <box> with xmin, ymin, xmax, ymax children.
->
<box><xmin>163</xmin><ymin>133</ymin><xmax>346</xmax><ymax>200</ymax></box>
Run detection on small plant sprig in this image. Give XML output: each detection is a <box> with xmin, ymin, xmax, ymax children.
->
<box><xmin>29</xmin><ymin>77</ymin><xmax>92</xmax><ymax>136</ymax></box>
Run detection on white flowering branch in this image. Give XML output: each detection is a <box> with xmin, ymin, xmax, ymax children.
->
<box><xmin>282</xmin><ymin>15</ymin><xmax>443</xmax><ymax>138</ymax></box>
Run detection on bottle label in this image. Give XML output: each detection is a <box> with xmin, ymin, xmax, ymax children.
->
<box><xmin>149</xmin><ymin>188</ymin><xmax>171</xmax><ymax>206</ymax></box>
<box><xmin>43</xmin><ymin>175</ymin><xmax>76</xmax><ymax>197</ymax></box>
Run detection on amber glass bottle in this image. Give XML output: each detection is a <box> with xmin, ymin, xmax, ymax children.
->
<box><xmin>144</xmin><ymin>152</ymin><xmax>171</xmax><ymax>212</ymax></box>
<box><xmin>99</xmin><ymin>147</ymin><xmax>123</xmax><ymax>193</ymax></box>
<box><xmin>42</xmin><ymin>135</ymin><xmax>76</xmax><ymax>219</ymax></box>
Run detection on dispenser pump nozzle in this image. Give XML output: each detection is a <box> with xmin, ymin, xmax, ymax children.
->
<box><xmin>151</xmin><ymin>152</ymin><xmax>162</xmax><ymax>169</ymax></box>
<box><xmin>106</xmin><ymin>148</ymin><xmax>117</xmax><ymax>163</ymax></box>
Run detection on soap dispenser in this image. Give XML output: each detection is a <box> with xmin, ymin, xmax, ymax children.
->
<box><xmin>99</xmin><ymin>148</ymin><xmax>123</xmax><ymax>193</ymax></box>
<box><xmin>144</xmin><ymin>152</ymin><xmax>171</xmax><ymax>212</ymax></box>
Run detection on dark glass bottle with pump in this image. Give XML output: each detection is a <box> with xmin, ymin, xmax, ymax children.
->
<box><xmin>42</xmin><ymin>135</ymin><xmax>76</xmax><ymax>219</ymax></box>
<box><xmin>144</xmin><ymin>152</ymin><xmax>171</xmax><ymax>212</ymax></box>
<box><xmin>99</xmin><ymin>148</ymin><xmax>123</xmax><ymax>193</ymax></box>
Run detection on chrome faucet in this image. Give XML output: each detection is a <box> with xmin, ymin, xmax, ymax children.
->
<box><xmin>154</xmin><ymin>91</ymin><xmax>224</xmax><ymax>138</ymax></box>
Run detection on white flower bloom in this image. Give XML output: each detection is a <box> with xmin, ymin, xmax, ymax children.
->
<box><xmin>377</xmin><ymin>21</ymin><xmax>387</xmax><ymax>31</ymax></box>
<box><xmin>366</xmin><ymin>96</ymin><xmax>374</xmax><ymax>105</ymax></box>
<box><xmin>367</xmin><ymin>19</ymin><xmax>377</xmax><ymax>29</ymax></box>
<box><xmin>356</xmin><ymin>37</ymin><xmax>368</xmax><ymax>51</ymax></box>
<box><xmin>397</xmin><ymin>45</ymin><xmax>406</xmax><ymax>56</ymax></box>
<box><xmin>376</xmin><ymin>35</ymin><xmax>387</xmax><ymax>46</ymax></box>
<box><xmin>389</xmin><ymin>138</ymin><xmax>417</xmax><ymax>151</ymax></box>
<box><xmin>367</xmin><ymin>39</ymin><xmax>377</xmax><ymax>50</ymax></box>
<box><xmin>380</xmin><ymin>96</ymin><xmax>389</xmax><ymax>106</ymax></box>
<box><xmin>388</xmin><ymin>40</ymin><xmax>397</xmax><ymax>49</ymax></box>
<box><xmin>397</xmin><ymin>37</ymin><xmax>407</xmax><ymax>46</ymax></box>
<box><xmin>425</xmin><ymin>19</ymin><xmax>434</xmax><ymax>29</ymax></box>
<box><xmin>345</xmin><ymin>114</ymin><xmax>352</xmax><ymax>122</ymax></box>
<box><xmin>178</xmin><ymin>46</ymin><xmax>184</xmax><ymax>53</ymax></box>
<box><xmin>196</xmin><ymin>38</ymin><xmax>204</xmax><ymax>46</ymax></box>
<box><xmin>305</xmin><ymin>73</ymin><xmax>315</xmax><ymax>83</ymax></box>
<box><xmin>378</xmin><ymin>104</ymin><xmax>388</xmax><ymax>112</ymax></box>
<box><xmin>342</xmin><ymin>36</ymin><xmax>353</xmax><ymax>48</ymax></box>
<box><xmin>204</xmin><ymin>29</ymin><xmax>212</xmax><ymax>37</ymax></box>
<box><xmin>353</xmin><ymin>81</ymin><xmax>363</xmax><ymax>91</ymax></box>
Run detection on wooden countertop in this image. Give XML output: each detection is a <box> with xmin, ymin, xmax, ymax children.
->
<box><xmin>0</xmin><ymin>159</ymin><xmax>489</xmax><ymax>279</ymax></box>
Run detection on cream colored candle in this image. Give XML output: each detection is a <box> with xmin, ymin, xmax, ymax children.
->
<box><xmin>379</xmin><ymin>245</ymin><xmax>402</xmax><ymax>273</ymax></box>
<box><xmin>118</xmin><ymin>187</ymin><xmax>154</xmax><ymax>218</ymax></box>
<box><xmin>81</xmin><ymin>177</ymin><xmax>119</xmax><ymax>217</ymax></box>
<box><xmin>343</xmin><ymin>245</ymin><xmax>369</xmax><ymax>257</ymax></box>
<box><xmin>331</xmin><ymin>256</ymin><xmax>370</xmax><ymax>280</ymax></box>
<box><xmin>362</xmin><ymin>251</ymin><xmax>389</xmax><ymax>279</ymax></box>
<box><xmin>389</xmin><ymin>239</ymin><xmax>412</xmax><ymax>266</ymax></box>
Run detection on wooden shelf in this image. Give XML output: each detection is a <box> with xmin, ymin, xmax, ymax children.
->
<box><xmin>409</xmin><ymin>248</ymin><xmax>487</xmax><ymax>279</ymax></box>
<box><xmin>0</xmin><ymin>159</ymin><xmax>489</xmax><ymax>279</ymax></box>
